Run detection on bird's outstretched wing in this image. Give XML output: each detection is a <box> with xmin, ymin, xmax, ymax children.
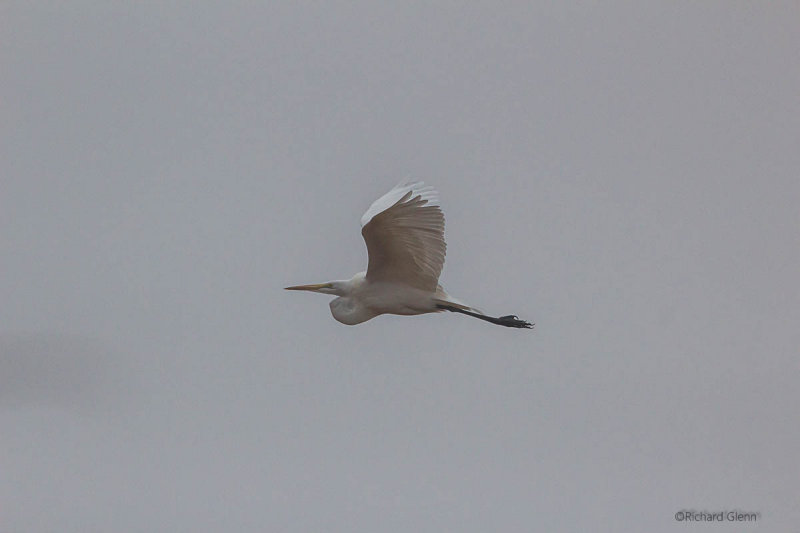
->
<box><xmin>361</xmin><ymin>181</ymin><xmax>446</xmax><ymax>291</ymax></box>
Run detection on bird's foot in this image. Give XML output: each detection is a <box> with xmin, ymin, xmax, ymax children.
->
<box><xmin>497</xmin><ymin>315</ymin><xmax>534</xmax><ymax>329</ymax></box>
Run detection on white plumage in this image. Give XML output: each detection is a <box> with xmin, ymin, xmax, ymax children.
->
<box><xmin>285</xmin><ymin>181</ymin><xmax>532</xmax><ymax>329</ymax></box>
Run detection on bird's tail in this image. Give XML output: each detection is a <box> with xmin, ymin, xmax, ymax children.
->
<box><xmin>433</xmin><ymin>285</ymin><xmax>482</xmax><ymax>313</ymax></box>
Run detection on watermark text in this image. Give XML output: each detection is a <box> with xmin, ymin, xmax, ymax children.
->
<box><xmin>674</xmin><ymin>510</ymin><xmax>760</xmax><ymax>523</ymax></box>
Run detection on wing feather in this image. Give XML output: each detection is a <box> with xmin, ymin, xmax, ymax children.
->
<box><xmin>361</xmin><ymin>181</ymin><xmax>446</xmax><ymax>291</ymax></box>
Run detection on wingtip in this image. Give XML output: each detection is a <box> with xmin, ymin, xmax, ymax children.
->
<box><xmin>361</xmin><ymin>179</ymin><xmax>441</xmax><ymax>226</ymax></box>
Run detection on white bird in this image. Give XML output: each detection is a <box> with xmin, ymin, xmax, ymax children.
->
<box><xmin>285</xmin><ymin>181</ymin><xmax>533</xmax><ymax>328</ymax></box>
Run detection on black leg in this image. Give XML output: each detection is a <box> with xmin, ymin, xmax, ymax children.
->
<box><xmin>437</xmin><ymin>305</ymin><xmax>533</xmax><ymax>329</ymax></box>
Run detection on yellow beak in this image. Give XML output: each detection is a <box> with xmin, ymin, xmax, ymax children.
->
<box><xmin>284</xmin><ymin>283</ymin><xmax>331</xmax><ymax>292</ymax></box>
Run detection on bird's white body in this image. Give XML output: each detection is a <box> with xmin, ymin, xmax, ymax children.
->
<box><xmin>327</xmin><ymin>271</ymin><xmax>461</xmax><ymax>325</ymax></box>
<box><xmin>286</xmin><ymin>181</ymin><xmax>532</xmax><ymax>329</ymax></box>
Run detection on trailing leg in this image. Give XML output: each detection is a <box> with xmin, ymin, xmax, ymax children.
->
<box><xmin>436</xmin><ymin>304</ymin><xmax>533</xmax><ymax>329</ymax></box>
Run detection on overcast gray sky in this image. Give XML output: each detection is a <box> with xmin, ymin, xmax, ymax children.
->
<box><xmin>2</xmin><ymin>2</ymin><xmax>798</xmax><ymax>532</ymax></box>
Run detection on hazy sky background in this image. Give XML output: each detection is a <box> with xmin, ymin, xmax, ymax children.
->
<box><xmin>2</xmin><ymin>2</ymin><xmax>798</xmax><ymax>531</ymax></box>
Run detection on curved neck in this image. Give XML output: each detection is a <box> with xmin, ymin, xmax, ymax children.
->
<box><xmin>330</xmin><ymin>271</ymin><xmax>366</xmax><ymax>296</ymax></box>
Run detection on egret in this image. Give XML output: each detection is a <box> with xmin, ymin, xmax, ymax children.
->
<box><xmin>285</xmin><ymin>181</ymin><xmax>533</xmax><ymax>329</ymax></box>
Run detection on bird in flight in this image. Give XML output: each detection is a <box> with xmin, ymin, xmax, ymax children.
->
<box><xmin>285</xmin><ymin>181</ymin><xmax>533</xmax><ymax>328</ymax></box>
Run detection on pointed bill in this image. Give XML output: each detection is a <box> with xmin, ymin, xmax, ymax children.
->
<box><xmin>284</xmin><ymin>283</ymin><xmax>332</xmax><ymax>292</ymax></box>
